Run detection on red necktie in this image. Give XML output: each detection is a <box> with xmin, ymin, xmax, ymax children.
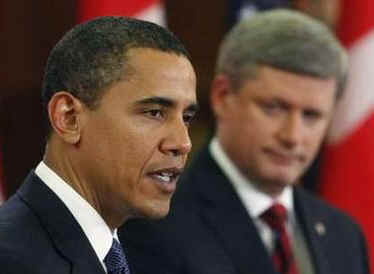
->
<box><xmin>260</xmin><ymin>203</ymin><xmax>299</xmax><ymax>274</ymax></box>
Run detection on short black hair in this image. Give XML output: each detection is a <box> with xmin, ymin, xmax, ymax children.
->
<box><xmin>42</xmin><ymin>16</ymin><xmax>190</xmax><ymax>136</ymax></box>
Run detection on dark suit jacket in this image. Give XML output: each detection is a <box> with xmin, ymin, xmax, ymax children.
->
<box><xmin>0</xmin><ymin>172</ymin><xmax>110</xmax><ymax>274</ymax></box>
<box><xmin>120</xmin><ymin>146</ymin><xmax>369</xmax><ymax>274</ymax></box>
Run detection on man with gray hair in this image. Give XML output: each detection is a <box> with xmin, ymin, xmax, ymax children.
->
<box><xmin>120</xmin><ymin>9</ymin><xmax>369</xmax><ymax>274</ymax></box>
<box><xmin>0</xmin><ymin>16</ymin><xmax>198</xmax><ymax>274</ymax></box>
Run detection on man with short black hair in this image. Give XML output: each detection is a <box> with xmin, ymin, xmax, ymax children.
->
<box><xmin>0</xmin><ymin>16</ymin><xmax>198</xmax><ymax>274</ymax></box>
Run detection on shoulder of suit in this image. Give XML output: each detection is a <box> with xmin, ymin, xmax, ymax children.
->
<box><xmin>295</xmin><ymin>186</ymin><xmax>363</xmax><ymax>232</ymax></box>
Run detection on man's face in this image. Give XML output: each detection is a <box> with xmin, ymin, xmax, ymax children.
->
<box><xmin>79</xmin><ymin>48</ymin><xmax>197</xmax><ymax>221</ymax></box>
<box><xmin>215</xmin><ymin>66</ymin><xmax>336</xmax><ymax>196</ymax></box>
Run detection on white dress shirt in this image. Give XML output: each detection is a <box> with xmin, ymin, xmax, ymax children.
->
<box><xmin>35</xmin><ymin>161</ymin><xmax>116</xmax><ymax>273</ymax></box>
<box><xmin>210</xmin><ymin>138</ymin><xmax>315</xmax><ymax>274</ymax></box>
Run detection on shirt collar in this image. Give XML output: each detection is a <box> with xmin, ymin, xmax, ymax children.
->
<box><xmin>35</xmin><ymin>161</ymin><xmax>114</xmax><ymax>263</ymax></box>
<box><xmin>209</xmin><ymin>137</ymin><xmax>294</xmax><ymax>218</ymax></box>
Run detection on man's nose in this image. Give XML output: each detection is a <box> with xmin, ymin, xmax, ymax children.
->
<box><xmin>160</xmin><ymin>119</ymin><xmax>192</xmax><ymax>157</ymax></box>
<box><xmin>278</xmin><ymin>113</ymin><xmax>303</xmax><ymax>148</ymax></box>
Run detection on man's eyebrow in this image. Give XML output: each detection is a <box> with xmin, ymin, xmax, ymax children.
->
<box><xmin>135</xmin><ymin>96</ymin><xmax>199</xmax><ymax>112</ymax></box>
<box><xmin>135</xmin><ymin>97</ymin><xmax>175</xmax><ymax>107</ymax></box>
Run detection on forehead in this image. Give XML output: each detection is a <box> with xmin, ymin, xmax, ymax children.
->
<box><xmin>128</xmin><ymin>48</ymin><xmax>196</xmax><ymax>98</ymax></box>
<box><xmin>126</xmin><ymin>48</ymin><xmax>195</xmax><ymax>84</ymax></box>
<box><xmin>102</xmin><ymin>48</ymin><xmax>197</xmax><ymax>105</ymax></box>
<box><xmin>238</xmin><ymin>66</ymin><xmax>337</xmax><ymax>108</ymax></box>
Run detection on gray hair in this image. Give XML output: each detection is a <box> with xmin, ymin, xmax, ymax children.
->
<box><xmin>42</xmin><ymin>16</ymin><xmax>190</xmax><ymax>136</ymax></box>
<box><xmin>216</xmin><ymin>9</ymin><xmax>347</xmax><ymax>98</ymax></box>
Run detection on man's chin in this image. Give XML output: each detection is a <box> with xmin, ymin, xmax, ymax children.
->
<box><xmin>133</xmin><ymin>203</ymin><xmax>171</xmax><ymax>220</ymax></box>
<box><xmin>146</xmin><ymin>209</ymin><xmax>170</xmax><ymax>220</ymax></box>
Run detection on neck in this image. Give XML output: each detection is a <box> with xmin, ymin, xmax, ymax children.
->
<box><xmin>43</xmin><ymin>142</ymin><xmax>128</xmax><ymax>230</ymax></box>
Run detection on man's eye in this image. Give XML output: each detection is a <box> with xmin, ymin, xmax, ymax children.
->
<box><xmin>146</xmin><ymin>109</ymin><xmax>163</xmax><ymax>118</ymax></box>
<box><xmin>183</xmin><ymin>112</ymin><xmax>196</xmax><ymax>126</ymax></box>
<box><xmin>260</xmin><ymin>102</ymin><xmax>282</xmax><ymax>114</ymax></box>
<box><xmin>303</xmin><ymin>110</ymin><xmax>322</xmax><ymax>122</ymax></box>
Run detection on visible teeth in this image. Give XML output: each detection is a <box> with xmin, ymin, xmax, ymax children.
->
<box><xmin>161</xmin><ymin>172</ymin><xmax>172</xmax><ymax>176</ymax></box>
<box><xmin>155</xmin><ymin>174</ymin><xmax>171</xmax><ymax>182</ymax></box>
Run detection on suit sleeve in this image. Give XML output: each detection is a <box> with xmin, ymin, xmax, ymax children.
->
<box><xmin>358</xmin><ymin>227</ymin><xmax>370</xmax><ymax>274</ymax></box>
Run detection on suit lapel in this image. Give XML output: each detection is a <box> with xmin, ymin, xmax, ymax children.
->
<box><xmin>194</xmin><ymin>149</ymin><xmax>276</xmax><ymax>274</ymax></box>
<box><xmin>202</xmin><ymin>204</ymin><xmax>276</xmax><ymax>274</ymax></box>
<box><xmin>18</xmin><ymin>172</ymin><xmax>105</xmax><ymax>274</ymax></box>
<box><xmin>294</xmin><ymin>187</ymin><xmax>332</xmax><ymax>274</ymax></box>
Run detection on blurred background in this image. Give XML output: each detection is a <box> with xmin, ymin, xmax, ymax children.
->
<box><xmin>0</xmin><ymin>0</ymin><xmax>373</xmax><ymax>268</ymax></box>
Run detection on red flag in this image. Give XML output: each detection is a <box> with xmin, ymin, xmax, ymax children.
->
<box><xmin>76</xmin><ymin>0</ymin><xmax>165</xmax><ymax>26</ymax></box>
<box><xmin>320</xmin><ymin>0</ymin><xmax>374</xmax><ymax>268</ymax></box>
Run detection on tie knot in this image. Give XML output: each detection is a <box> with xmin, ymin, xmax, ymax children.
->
<box><xmin>260</xmin><ymin>203</ymin><xmax>287</xmax><ymax>231</ymax></box>
<box><xmin>104</xmin><ymin>239</ymin><xmax>131</xmax><ymax>274</ymax></box>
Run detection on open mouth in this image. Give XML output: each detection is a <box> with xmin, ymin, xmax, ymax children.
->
<box><xmin>153</xmin><ymin>171</ymin><xmax>179</xmax><ymax>183</ymax></box>
<box><xmin>148</xmin><ymin>167</ymin><xmax>183</xmax><ymax>192</ymax></box>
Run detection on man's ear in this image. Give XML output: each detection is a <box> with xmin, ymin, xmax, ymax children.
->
<box><xmin>210</xmin><ymin>74</ymin><xmax>234</xmax><ymax>119</ymax></box>
<box><xmin>47</xmin><ymin>91</ymin><xmax>85</xmax><ymax>144</ymax></box>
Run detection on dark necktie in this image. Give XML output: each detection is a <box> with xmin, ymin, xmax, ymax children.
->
<box><xmin>260</xmin><ymin>203</ymin><xmax>299</xmax><ymax>274</ymax></box>
<box><xmin>104</xmin><ymin>239</ymin><xmax>131</xmax><ymax>274</ymax></box>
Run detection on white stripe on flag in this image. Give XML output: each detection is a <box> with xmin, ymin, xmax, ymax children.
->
<box><xmin>327</xmin><ymin>30</ymin><xmax>374</xmax><ymax>144</ymax></box>
<box><xmin>134</xmin><ymin>2</ymin><xmax>166</xmax><ymax>27</ymax></box>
